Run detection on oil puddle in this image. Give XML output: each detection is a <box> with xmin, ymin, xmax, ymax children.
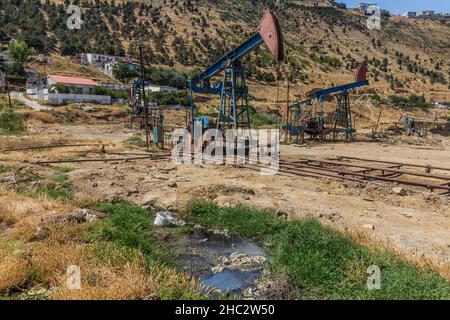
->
<box><xmin>202</xmin><ymin>270</ymin><xmax>260</xmax><ymax>293</ymax></box>
<box><xmin>173</xmin><ymin>227</ymin><xmax>268</xmax><ymax>296</ymax></box>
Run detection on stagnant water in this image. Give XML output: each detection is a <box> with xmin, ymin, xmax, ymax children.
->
<box><xmin>174</xmin><ymin>228</ymin><xmax>268</xmax><ymax>295</ymax></box>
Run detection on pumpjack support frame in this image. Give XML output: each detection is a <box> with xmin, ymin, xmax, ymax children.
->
<box><xmin>189</xmin><ymin>10</ymin><xmax>284</xmax><ymax>133</ymax></box>
<box><xmin>286</xmin><ymin>61</ymin><xmax>369</xmax><ymax>141</ymax></box>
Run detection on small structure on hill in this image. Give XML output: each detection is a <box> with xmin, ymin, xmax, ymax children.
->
<box><xmin>44</xmin><ymin>75</ymin><xmax>111</xmax><ymax>105</ymax></box>
<box><xmin>145</xmin><ymin>84</ymin><xmax>177</xmax><ymax>94</ymax></box>
<box><xmin>82</xmin><ymin>53</ymin><xmax>131</xmax><ymax>67</ymax></box>
<box><xmin>48</xmin><ymin>74</ymin><xmax>99</xmax><ymax>95</ymax></box>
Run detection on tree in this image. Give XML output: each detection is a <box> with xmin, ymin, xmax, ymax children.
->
<box><xmin>112</xmin><ymin>62</ymin><xmax>139</xmax><ymax>81</ymax></box>
<box><xmin>6</xmin><ymin>40</ymin><xmax>32</xmax><ymax>64</ymax></box>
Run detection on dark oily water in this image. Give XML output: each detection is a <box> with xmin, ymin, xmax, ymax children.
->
<box><xmin>174</xmin><ymin>228</ymin><xmax>268</xmax><ymax>295</ymax></box>
<box><xmin>202</xmin><ymin>269</ymin><xmax>260</xmax><ymax>292</ymax></box>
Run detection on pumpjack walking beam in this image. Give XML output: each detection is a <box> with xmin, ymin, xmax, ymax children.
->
<box><xmin>313</xmin><ymin>61</ymin><xmax>369</xmax><ymax>140</ymax></box>
<box><xmin>189</xmin><ymin>10</ymin><xmax>284</xmax><ymax>133</ymax></box>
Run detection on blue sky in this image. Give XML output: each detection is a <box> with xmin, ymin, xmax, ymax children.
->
<box><xmin>339</xmin><ymin>0</ymin><xmax>450</xmax><ymax>14</ymax></box>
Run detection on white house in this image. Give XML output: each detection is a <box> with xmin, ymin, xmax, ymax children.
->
<box><xmin>45</xmin><ymin>74</ymin><xmax>111</xmax><ymax>105</ymax></box>
<box><xmin>144</xmin><ymin>84</ymin><xmax>178</xmax><ymax>94</ymax></box>
<box><xmin>402</xmin><ymin>11</ymin><xmax>417</xmax><ymax>18</ymax></box>
<box><xmin>433</xmin><ymin>102</ymin><xmax>450</xmax><ymax>109</ymax></box>
<box><xmin>358</xmin><ymin>2</ymin><xmax>377</xmax><ymax>12</ymax></box>
<box><xmin>86</xmin><ymin>53</ymin><xmax>115</xmax><ymax>65</ymax></box>
<box><xmin>435</xmin><ymin>13</ymin><xmax>450</xmax><ymax>21</ymax></box>
<box><xmin>84</xmin><ymin>53</ymin><xmax>131</xmax><ymax>66</ymax></box>
<box><xmin>419</xmin><ymin>10</ymin><xmax>435</xmax><ymax>16</ymax></box>
<box><xmin>416</xmin><ymin>10</ymin><xmax>436</xmax><ymax>19</ymax></box>
<box><xmin>47</xmin><ymin>74</ymin><xmax>99</xmax><ymax>94</ymax></box>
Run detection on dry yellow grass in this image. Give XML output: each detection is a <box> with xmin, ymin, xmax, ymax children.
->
<box><xmin>29</xmin><ymin>225</ymin><xmax>200</xmax><ymax>300</ymax></box>
<box><xmin>0</xmin><ymin>187</ymin><xmax>74</xmax><ymax>241</ymax></box>
<box><xmin>0</xmin><ymin>249</ymin><xmax>29</xmax><ymax>292</ymax></box>
<box><xmin>350</xmin><ymin>228</ymin><xmax>450</xmax><ymax>282</ymax></box>
<box><xmin>51</xmin><ymin>253</ymin><xmax>158</xmax><ymax>300</ymax></box>
<box><xmin>0</xmin><ymin>188</ymin><xmax>201</xmax><ymax>299</ymax></box>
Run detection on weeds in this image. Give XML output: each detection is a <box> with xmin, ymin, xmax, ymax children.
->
<box><xmin>88</xmin><ymin>202</ymin><xmax>171</xmax><ymax>267</ymax></box>
<box><xmin>249</xmin><ymin>106</ymin><xmax>278</xmax><ymax>127</ymax></box>
<box><xmin>87</xmin><ymin>202</ymin><xmax>203</xmax><ymax>299</ymax></box>
<box><xmin>0</xmin><ymin>108</ymin><xmax>26</xmax><ymax>135</ymax></box>
<box><xmin>124</xmin><ymin>135</ymin><xmax>147</xmax><ymax>148</ymax></box>
<box><xmin>52</xmin><ymin>166</ymin><xmax>74</xmax><ymax>174</ymax></box>
<box><xmin>185</xmin><ymin>200</ymin><xmax>450</xmax><ymax>300</ymax></box>
<box><xmin>0</xmin><ymin>164</ymin><xmax>11</xmax><ymax>173</ymax></box>
<box><xmin>0</xmin><ymin>199</ymin><xmax>203</xmax><ymax>300</ymax></box>
<box><xmin>35</xmin><ymin>173</ymin><xmax>73</xmax><ymax>201</ymax></box>
<box><xmin>187</xmin><ymin>200</ymin><xmax>284</xmax><ymax>241</ymax></box>
<box><xmin>272</xmin><ymin>220</ymin><xmax>450</xmax><ymax>300</ymax></box>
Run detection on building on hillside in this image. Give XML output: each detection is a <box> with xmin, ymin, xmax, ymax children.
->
<box><xmin>47</xmin><ymin>74</ymin><xmax>99</xmax><ymax>94</ymax></box>
<box><xmin>419</xmin><ymin>10</ymin><xmax>435</xmax><ymax>16</ymax></box>
<box><xmin>45</xmin><ymin>74</ymin><xmax>111</xmax><ymax>105</ymax></box>
<box><xmin>434</xmin><ymin>13</ymin><xmax>450</xmax><ymax>21</ymax></box>
<box><xmin>358</xmin><ymin>2</ymin><xmax>377</xmax><ymax>12</ymax></box>
<box><xmin>359</xmin><ymin>3</ymin><xmax>384</xmax><ymax>16</ymax></box>
<box><xmin>416</xmin><ymin>10</ymin><xmax>435</xmax><ymax>19</ymax></box>
<box><xmin>82</xmin><ymin>53</ymin><xmax>131</xmax><ymax>67</ymax></box>
<box><xmin>144</xmin><ymin>84</ymin><xmax>178</xmax><ymax>94</ymax></box>
<box><xmin>402</xmin><ymin>11</ymin><xmax>417</xmax><ymax>18</ymax></box>
<box><xmin>327</xmin><ymin>0</ymin><xmax>347</xmax><ymax>9</ymax></box>
<box><xmin>433</xmin><ymin>102</ymin><xmax>450</xmax><ymax>109</ymax></box>
<box><xmin>103</xmin><ymin>60</ymin><xmax>140</xmax><ymax>78</ymax></box>
<box><xmin>402</xmin><ymin>10</ymin><xmax>449</xmax><ymax>21</ymax></box>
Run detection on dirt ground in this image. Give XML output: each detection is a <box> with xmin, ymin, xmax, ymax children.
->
<box><xmin>2</xmin><ymin>114</ymin><xmax>450</xmax><ymax>279</ymax></box>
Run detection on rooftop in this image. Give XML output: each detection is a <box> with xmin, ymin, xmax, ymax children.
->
<box><xmin>48</xmin><ymin>74</ymin><xmax>99</xmax><ymax>87</ymax></box>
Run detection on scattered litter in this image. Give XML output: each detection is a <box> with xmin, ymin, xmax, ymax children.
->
<box><xmin>392</xmin><ymin>187</ymin><xmax>407</xmax><ymax>196</ymax></box>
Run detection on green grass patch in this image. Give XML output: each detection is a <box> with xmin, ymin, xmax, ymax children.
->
<box><xmin>124</xmin><ymin>135</ymin><xmax>148</xmax><ymax>148</ymax></box>
<box><xmin>0</xmin><ymin>108</ymin><xmax>26</xmax><ymax>135</ymax></box>
<box><xmin>187</xmin><ymin>200</ymin><xmax>284</xmax><ymax>242</ymax></box>
<box><xmin>0</xmin><ymin>164</ymin><xmax>11</xmax><ymax>173</ymax></box>
<box><xmin>88</xmin><ymin>202</ymin><xmax>204</xmax><ymax>300</ymax></box>
<box><xmin>173</xmin><ymin>225</ymin><xmax>194</xmax><ymax>235</ymax></box>
<box><xmin>249</xmin><ymin>106</ymin><xmax>278</xmax><ymax>127</ymax></box>
<box><xmin>52</xmin><ymin>166</ymin><xmax>74</xmax><ymax>174</ymax></box>
<box><xmin>185</xmin><ymin>200</ymin><xmax>450</xmax><ymax>300</ymax></box>
<box><xmin>34</xmin><ymin>171</ymin><xmax>73</xmax><ymax>201</ymax></box>
<box><xmin>272</xmin><ymin>220</ymin><xmax>449</xmax><ymax>300</ymax></box>
<box><xmin>88</xmin><ymin>202</ymin><xmax>171</xmax><ymax>267</ymax></box>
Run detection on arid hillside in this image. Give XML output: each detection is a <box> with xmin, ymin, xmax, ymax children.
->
<box><xmin>2</xmin><ymin>0</ymin><xmax>449</xmax><ymax>99</ymax></box>
<box><xmin>1</xmin><ymin>0</ymin><xmax>449</xmax><ymax>130</ymax></box>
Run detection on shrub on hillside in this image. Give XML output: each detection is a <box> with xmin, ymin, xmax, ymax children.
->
<box><xmin>388</xmin><ymin>94</ymin><xmax>430</xmax><ymax>109</ymax></box>
<box><xmin>147</xmin><ymin>91</ymin><xmax>187</xmax><ymax>105</ymax></box>
<box><xmin>91</xmin><ymin>87</ymin><xmax>128</xmax><ymax>99</ymax></box>
<box><xmin>0</xmin><ymin>108</ymin><xmax>26</xmax><ymax>134</ymax></box>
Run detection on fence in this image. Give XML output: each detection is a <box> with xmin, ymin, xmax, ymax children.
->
<box><xmin>47</xmin><ymin>93</ymin><xmax>111</xmax><ymax>105</ymax></box>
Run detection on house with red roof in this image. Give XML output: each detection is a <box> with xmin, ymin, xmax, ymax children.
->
<box><xmin>47</xmin><ymin>74</ymin><xmax>99</xmax><ymax>95</ymax></box>
<box><xmin>45</xmin><ymin>74</ymin><xmax>111</xmax><ymax>105</ymax></box>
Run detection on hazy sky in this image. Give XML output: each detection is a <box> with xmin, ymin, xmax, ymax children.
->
<box><xmin>340</xmin><ymin>0</ymin><xmax>450</xmax><ymax>14</ymax></box>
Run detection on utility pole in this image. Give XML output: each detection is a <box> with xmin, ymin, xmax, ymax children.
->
<box><xmin>285</xmin><ymin>75</ymin><xmax>290</xmax><ymax>142</ymax></box>
<box><xmin>139</xmin><ymin>46</ymin><xmax>150</xmax><ymax>149</ymax></box>
<box><xmin>7</xmin><ymin>86</ymin><xmax>12</xmax><ymax>109</ymax></box>
<box><xmin>373</xmin><ymin>100</ymin><xmax>383</xmax><ymax>137</ymax></box>
<box><xmin>5</xmin><ymin>73</ymin><xmax>12</xmax><ymax>110</ymax></box>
